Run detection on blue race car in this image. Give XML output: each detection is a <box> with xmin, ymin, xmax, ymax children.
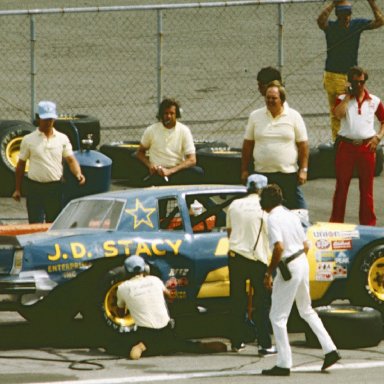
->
<box><xmin>0</xmin><ymin>185</ymin><xmax>383</xmax><ymax>333</ymax></box>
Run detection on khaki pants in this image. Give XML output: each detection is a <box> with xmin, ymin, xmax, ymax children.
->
<box><xmin>323</xmin><ymin>71</ymin><xmax>347</xmax><ymax>141</ymax></box>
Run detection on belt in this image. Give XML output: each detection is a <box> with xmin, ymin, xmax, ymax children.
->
<box><xmin>337</xmin><ymin>136</ymin><xmax>373</xmax><ymax>146</ymax></box>
<box><xmin>285</xmin><ymin>249</ymin><xmax>304</xmax><ymax>264</ymax></box>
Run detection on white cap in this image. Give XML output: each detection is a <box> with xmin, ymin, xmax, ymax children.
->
<box><xmin>38</xmin><ymin>101</ymin><xmax>58</xmax><ymax>120</ymax></box>
<box><xmin>246</xmin><ymin>174</ymin><xmax>268</xmax><ymax>190</ymax></box>
<box><xmin>190</xmin><ymin>200</ymin><xmax>203</xmax><ymax>216</ymax></box>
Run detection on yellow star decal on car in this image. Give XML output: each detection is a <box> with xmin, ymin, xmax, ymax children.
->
<box><xmin>125</xmin><ymin>199</ymin><xmax>156</xmax><ymax>229</ymax></box>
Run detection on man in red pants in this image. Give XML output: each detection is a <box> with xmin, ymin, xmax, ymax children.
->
<box><xmin>330</xmin><ymin>66</ymin><xmax>384</xmax><ymax>225</ymax></box>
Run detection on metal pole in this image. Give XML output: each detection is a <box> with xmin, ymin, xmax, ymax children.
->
<box><xmin>277</xmin><ymin>3</ymin><xmax>284</xmax><ymax>76</ymax></box>
<box><xmin>30</xmin><ymin>15</ymin><xmax>36</xmax><ymax>123</ymax></box>
<box><xmin>156</xmin><ymin>9</ymin><xmax>163</xmax><ymax>106</ymax></box>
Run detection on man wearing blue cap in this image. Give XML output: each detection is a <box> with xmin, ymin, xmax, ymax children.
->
<box><xmin>317</xmin><ymin>0</ymin><xmax>384</xmax><ymax>141</ymax></box>
<box><xmin>12</xmin><ymin>101</ymin><xmax>85</xmax><ymax>223</ymax></box>
<box><xmin>116</xmin><ymin>255</ymin><xmax>227</xmax><ymax>360</ymax></box>
<box><xmin>226</xmin><ymin>174</ymin><xmax>276</xmax><ymax>356</ymax></box>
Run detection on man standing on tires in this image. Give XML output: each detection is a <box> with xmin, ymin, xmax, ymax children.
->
<box><xmin>12</xmin><ymin>101</ymin><xmax>85</xmax><ymax>223</ymax></box>
<box><xmin>330</xmin><ymin>66</ymin><xmax>384</xmax><ymax>226</ymax></box>
<box><xmin>226</xmin><ymin>173</ymin><xmax>276</xmax><ymax>356</ymax></box>
<box><xmin>260</xmin><ymin>184</ymin><xmax>340</xmax><ymax>376</ymax></box>
<box><xmin>136</xmin><ymin>98</ymin><xmax>204</xmax><ymax>185</ymax></box>
<box><xmin>317</xmin><ymin>0</ymin><xmax>384</xmax><ymax>141</ymax></box>
<box><xmin>115</xmin><ymin>255</ymin><xmax>227</xmax><ymax>359</ymax></box>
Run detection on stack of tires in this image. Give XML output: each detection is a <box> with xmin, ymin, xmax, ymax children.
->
<box><xmin>308</xmin><ymin>142</ymin><xmax>384</xmax><ymax>179</ymax></box>
<box><xmin>0</xmin><ymin>120</ymin><xmax>35</xmax><ymax>196</ymax></box>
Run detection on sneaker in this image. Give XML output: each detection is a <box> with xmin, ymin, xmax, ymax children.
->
<box><xmin>262</xmin><ymin>365</ymin><xmax>290</xmax><ymax>376</ymax></box>
<box><xmin>129</xmin><ymin>342</ymin><xmax>147</xmax><ymax>360</ymax></box>
<box><xmin>258</xmin><ymin>346</ymin><xmax>277</xmax><ymax>356</ymax></box>
<box><xmin>231</xmin><ymin>342</ymin><xmax>246</xmax><ymax>352</ymax></box>
<box><xmin>321</xmin><ymin>350</ymin><xmax>341</xmax><ymax>371</ymax></box>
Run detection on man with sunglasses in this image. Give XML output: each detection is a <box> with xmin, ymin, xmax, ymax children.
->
<box><xmin>330</xmin><ymin>66</ymin><xmax>384</xmax><ymax>226</ymax></box>
<box><xmin>317</xmin><ymin>1</ymin><xmax>384</xmax><ymax>141</ymax></box>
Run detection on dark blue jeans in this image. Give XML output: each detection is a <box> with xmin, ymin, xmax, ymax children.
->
<box><xmin>143</xmin><ymin>166</ymin><xmax>204</xmax><ymax>186</ymax></box>
<box><xmin>257</xmin><ymin>171</ymin><xmax>307</xmax><ymax>210</ymax></box>
<box><xmin>228</xmin><ymin>253</ymin><xmax>272</xmax><ymax>349</ymax></box>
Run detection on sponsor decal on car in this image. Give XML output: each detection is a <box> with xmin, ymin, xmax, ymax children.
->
<box><xmin>332</xmin><ymin>239</ymin><xmax>352</xmax><ymax>250</ymax></box>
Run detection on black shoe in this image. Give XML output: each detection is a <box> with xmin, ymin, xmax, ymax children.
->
<box><xmin>322</xmin><ymin>350</ymin><xmax>341</xmax><ymax>371</ymax></box>
<box><xmin>262</xmin><ymin>366</ymin><xmax>290</xmax><ymax>376</ymax></box>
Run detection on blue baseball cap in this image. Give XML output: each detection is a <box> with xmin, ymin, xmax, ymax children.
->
<box><xmin>124</xmin><ymin>255</ymin><xmax>146</xmax><ymax>273</ymax></box>
<box><xmin>246</xmin><ymin>174</ymin><xmax>268</xmax><ymax>190</ymax></box>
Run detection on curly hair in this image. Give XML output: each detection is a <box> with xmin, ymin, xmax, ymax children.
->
<box><xmin>157</xmin><ymin>97</ymin><xmax>181</xmax><ymax>120</ymax></box>
<box><xmin>260</xmin><ymin>184</ymin><xmax>283</xmax><ymax>211</ymax></box>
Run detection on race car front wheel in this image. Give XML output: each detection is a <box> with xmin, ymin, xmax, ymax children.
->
<box><xmin>348</xmin><ymin>243</ymin><xmax>384</xmax><ymax>315</ymax></box>
<box><xmin>81</xmin><ymin>266</ymin><xmax>137</xmax><ymax>335</ymax></box>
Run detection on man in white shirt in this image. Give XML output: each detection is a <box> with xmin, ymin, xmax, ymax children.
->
<box><xmin>241</xmin><ymin>82</ymin><xmax>309</xmax><ymax>210</ymax></box>
<box><xmin>116</xmin><ymin>255</ymin><xmax>227</xmax><ymax>359</ymax></box>
<box><xmin>260</xmin><ymin>184</ymin><xmax>340</xmax><ymax>376</ymax></box>
<box><xmin>12</xmin><ymin>101</ymin><xmax>85</xmax><ymax>223</ymax></box>
<box><xmin>226</xmin><ymin>174</ymin><xmax>276</xmax><ymax>356</ymax></box>
<box><xmin>136</xmin><ymin>98</ymin><xmax>203</xmax><ymax>185</ymax></box>
<box><xmin>330</xmin><ymin>66</ymin><xmax>384</xmax><ymax>225</ymax></box>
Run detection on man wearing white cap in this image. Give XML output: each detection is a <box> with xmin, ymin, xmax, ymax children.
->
<box><xmin>226</xmin><ymin>174</ymin><xmax>276</xmax><ymax>356</ymax></box>
<box><xmin>12</xmin><ymin>101</ymin><xmax>85</xmax><ymax>223</ymax></box>
<box><xmin>115</xmin><ymin>255</ymin><xmax>227</xmax><ymax>359</ymax></box>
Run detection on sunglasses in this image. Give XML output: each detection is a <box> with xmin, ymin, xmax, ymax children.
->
<box><xmin>351</xmin><ymin>80</ymin><xmax>366</xmax><ymax>85</ymax></box>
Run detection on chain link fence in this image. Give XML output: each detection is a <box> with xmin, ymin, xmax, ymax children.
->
<box><xmin>0</xmin><ymin>0</ymin><xmax>384</xmax><ymax>147</ymax></box>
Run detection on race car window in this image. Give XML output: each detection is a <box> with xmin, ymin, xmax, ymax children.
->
<box><xmin>51</xmin><ymin>199</ymin><xmax>125</xmax><ymax>230</ymax></box>
<box><xmin>186</xmin><ymin>193</ymin><xmax>243</xmax><ymax>232</ymax></box>
<box><xmin>158</xmin><ymin>197</ymin><xmax>184</xmax><ymax>231</ymax></box>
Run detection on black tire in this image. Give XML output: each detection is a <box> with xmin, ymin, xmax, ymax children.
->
<box><xmin>196</xmin><ymin>147</ymin><xmax>242</xmax><ymax>184</ymax></box>
<box><xmin>81</xmin><ymin>266</ymin><xmax>137</xmax><ymax>335</ymax></box>
<box><xmin>0</xmin><ymin>120</ymin><xmax>35</xmax><ymax>197</ymax></box>
<box><xmin>194</xmin><ymin>140</ymin><xmax>228</xmax><ymax>151</ymax></box>
<box><xmin>307</xmin><ymin>146</ymin><xmax>321</xmax><ymax>180</ymax></box>
<box><xmin>347</xmin><ymin>243</ymin><xmax>384</xmax><ymax>314</ymax></box>
<box><xmin>305</xmin><ymin>305</ymin><xmax>382</xmax><ymax>349</ymax></box>
<box><xmin>0</xmin><ymin>120</ymin><xmax>35</xmax><ymax>173</ymax></box>
<box><xmin>53</xmin><ymin>115</ymin><xmax>101</xmax><ymax>150</ymax></box>
<box><xmin>316</xmin><ymin>142</ymin><xmax>383</xmax><ymax>178</ymax></box>
<box><xmin>99</xmin><ymin>141</ymin><xmax>145</xmax><ymax>180</ymax></box>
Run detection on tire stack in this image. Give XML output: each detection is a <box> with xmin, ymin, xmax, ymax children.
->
<box><xmin>308</xmin><ymin>142</ymin><xmax>384</xmax><ymax>179</ymax></box>
<box><xmin>305</xmin><ymin>305</ymin><xmax>383</xmax><ymax>349</ymax></box>
<box><xmin>0</xmin><ymin>120</ymin><xmax>35</xmax><ymax>197</ymax></box>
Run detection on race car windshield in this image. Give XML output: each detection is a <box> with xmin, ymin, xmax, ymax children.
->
<box><xmin>50</xmin><ymin>199</ymin><xmax>125</xmax><ymax>230</ymax></box>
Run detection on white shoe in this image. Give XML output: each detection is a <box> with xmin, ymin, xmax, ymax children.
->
<box><xmin>258</xmin><ymin>346</ymin><xmax>277</xmax><ymax>356</ymax></box>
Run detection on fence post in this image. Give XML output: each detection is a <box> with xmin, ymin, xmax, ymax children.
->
<box><xmin>156</xmin><ymin>9</ymin><xmax>163</xmax><ymax>106</ymax></box>
<box><xmin>277</xmin><ymin>3</ymin><xmax>284</xmax><ymax>76</ymax></box>
<box><xmin>30</xmin><ymin>15</ymin><xmax>37</xmax><ymax>123</ymax></box>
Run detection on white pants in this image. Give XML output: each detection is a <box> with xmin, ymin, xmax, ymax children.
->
<box><xmin>270</xmin><ymin>255</ymin><xmax>336</xmax><ymax>368</ymax></box>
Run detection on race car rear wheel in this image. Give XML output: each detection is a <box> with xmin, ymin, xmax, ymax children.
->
<box><xmin>348</xmin><ymin>243</ymin><xmax>384</xmax><ymax>314</ymax></box>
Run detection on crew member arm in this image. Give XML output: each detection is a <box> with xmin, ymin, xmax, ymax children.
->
<box><xmin>136</xmin><ymin>143</ymin><xmax>157</xmax><ymax>174</ymax></box>
<box><xmin>264</xmin><ymin>241</ymin><xmax>284</xmax><ymax>290</ymax></box>
<box><xmin>241</xmin><ymin>139</ymin><xmax>254</xmax><ymax>184</ymax></box>
<box><xmin>12</xmin><ymin>159</ymin><xmax>27</xmax><ymax>201</ymax></box>
<box><xmin>65</xmin><ymin>155</ymin><xmax>86</xmax><ymax>184</ymax></box>
<box><xmin>317</xmin><ymin>1</ymin><xmax>335</xmax><ymax>30</ymax></box>
<box><xmin>160</xmin><ymin>153</ymin><xmax>196</xmax><ymax>178</ymax></box>
<box><xmin>367</xmin><ymin>0</ymin><xmax>384</xmax><ymax>30</ymax></box>
<box><xmin>297</xmin><ymin>140</ymin><xmax>309</xmax><ymax>184</ymax></box>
